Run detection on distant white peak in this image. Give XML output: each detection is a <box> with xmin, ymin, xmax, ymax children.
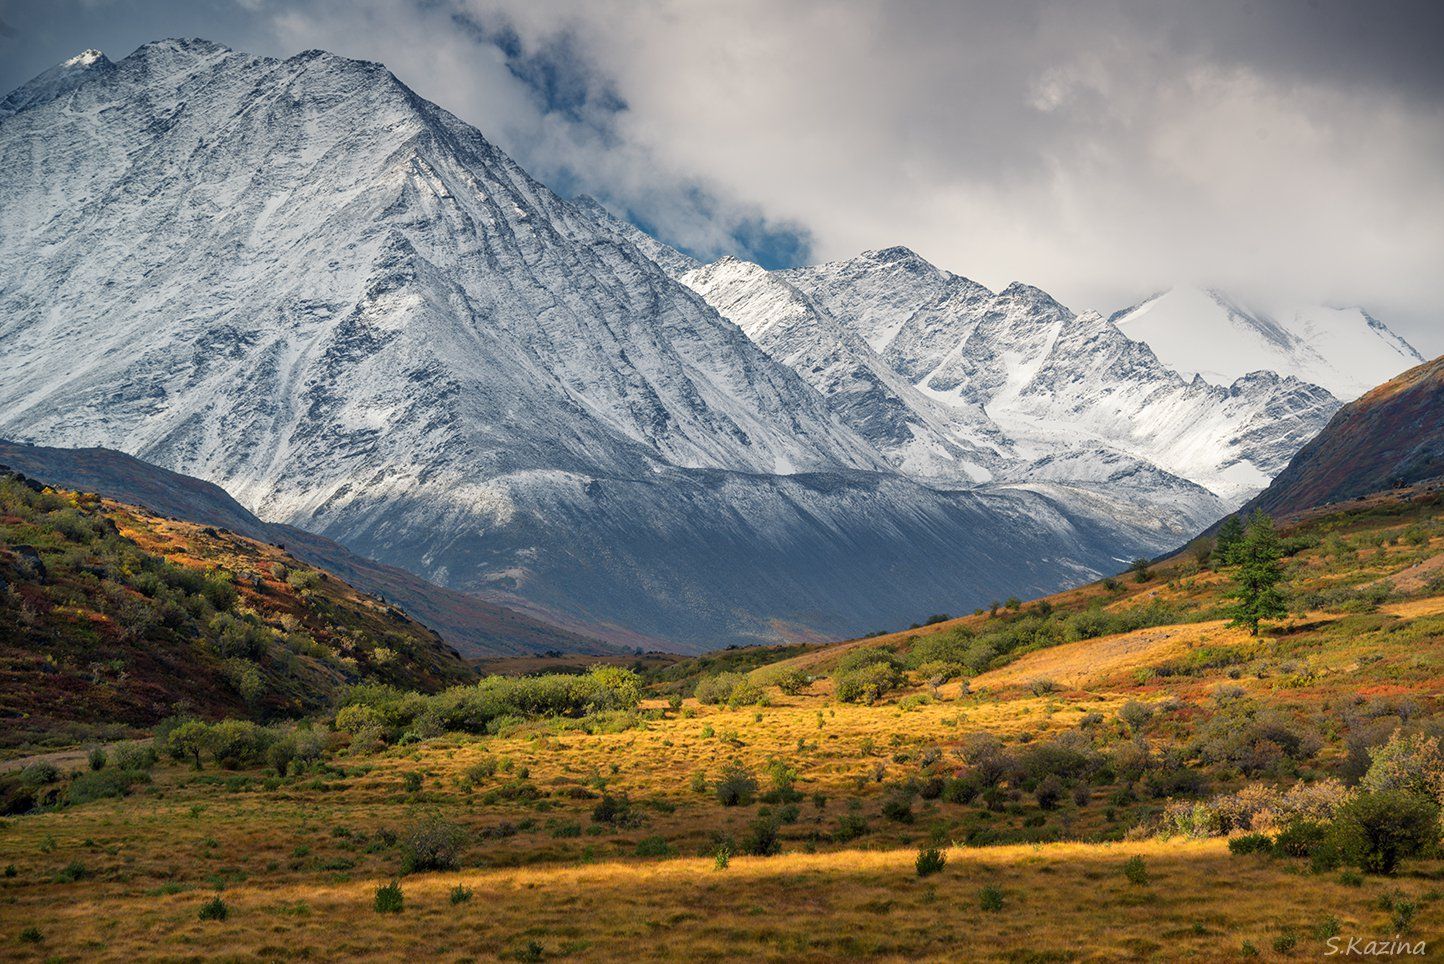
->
<box><xmin>65</xmin><ymin>49</ymin><xmax>107</xmax><ymax>67</ymax></box>
<box><xmin>0</xmin><ymin>45</ymin><xmax>114</xmax><ymax>117</ymax></box>
<box><xmin>1111</xmin><ymin>285</ymin><xmax>1422</xmax><ymax>401</ymax></box>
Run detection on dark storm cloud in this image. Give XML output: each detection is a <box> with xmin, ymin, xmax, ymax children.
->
<box><xmin>2</xmin><ymin>0</ymin><xmax>1441</xmax><ymax>349</ymax></box>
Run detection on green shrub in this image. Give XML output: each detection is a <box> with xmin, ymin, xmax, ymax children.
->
<box><xmin>400</xmin><ymin>816</ymin><xmax>466</xmax><ymax>873</ymax></box>
<box><xmin>1228</xmin><ymin>833</ymin><xmax>1273</xmax><ymax>856</ymax></box>
<box><xmin>449</xmin><ymin>884</ymin><xmax>473</xmax><ymax>904</ymax></box>
<box><xmin>1331</xmin><ymin>791</ymin><xmax>1440</xmax><ymax>874</ymax></box>
<box><xmin>979</xmin><ymin>886</ymin><xmax>1004</xmax><ymax>911</ymax></box>
<box><xmin>743</xmin><ymin>816</ymin><xmax>781</xmax><ymax>856</ymax></box>
<box><xmin>591</xmin><ymin>794</ymin><xmax>634</xmax><ymax>825</ymax></box>
<box><xmin>1122</xmin><ymin>855</ymin><xmax>1149</xmax><ymax>885</ymax></box>
<box><xmin>834</xmin><ymin>662</ymin><xmax>902</xmax><ymax>704</ymax></box>
<box><xmin>772</xmin><ymin>668</ymin><xmax>809</xmax><ymax>696</ymax></box>
<box><xmin>881</xmin><ymin>789</ymin><xmax>915</xmax><ymax>823</ymax></box>
<box><xmin>64</xmin><ymin>768</ymin><xmax>147</xmax><ymax>806</ymax></box>
<box><xmin>374</xmin><ymin>880</ymin><xmax>404</xmax><ymax>913</ymax></box>
<box><xmin>198</xmin><ymin>896</ymin><xmax>228</xmax><ymax>921</ymax></box>
<box><xmin>18</xmin><ymin>762</ymin><xmax>58</xmax><ymax>789</ymax></box>
<box><xmin>634</xmin><ymin>836</ymin><xmax>673</xmax><ymax>857</ymax></box>
<box><xmin>112</xmin><ymin>743</ymin><xmax>157</xmax><ymax>771</ymax></box>
<box><xmin>915</xmin><ymin>847</ymin><xmax>946</xmax><ymax>877</ymax></box>
<box><xmin>87</xmin><ymin>747</ymin><xmax>107</xmax><ymax>771</ymax></box>
<box><xmin>53</xmin><ymin>860</ymin><xmax>87</xmax><ymax>883</ymax></box>
<box><xmin>714</xmin><ymin>762</ymin><xmax>758</xmax><ymax>807</ymax></box>
<box><xmin>1272</xmin><ymin>820</ymin><xmax>1330</xmax><ymax>859</ymax></box>
<box><xmin>694</xmin><ymin>672</ymin><xmax>745</xmax><ymax>705</ymax></box>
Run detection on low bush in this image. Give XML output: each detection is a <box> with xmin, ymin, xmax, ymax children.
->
<box><xmin>1331</xmin><ymin>791</ymin><xmax>1439</xmax><ymax>875</ymax></box>
<box><xmin>198</xmin><ymin>896</ymin><xmax>228</xmax><ymax>921</ymax></box>
<box><xmin>374</xmin><ymin>881</ymin><xmax>404</xmax><ymax>913</ymax></box>
<box><xmin>915</xmin><ymin>847</ymin><xmax>946</xmax><ymax>877</ymax></box>
<box><xmin>400</xmin><ymin>816</ymin><xmax>466</xmax><ymax>873</ymax></box>
<box><xmin>714</xmin><ymin>762</ymin><xmax>758</xmax><ymax>807</ymax></box>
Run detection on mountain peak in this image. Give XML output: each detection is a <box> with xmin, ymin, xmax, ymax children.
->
<box><xmin>1112</xmin><ymin>286</ymin><xmax>1421</xmax><ymax>400</ymax></box>
<box><xmin>0</xmin><ymin>45</ymin><xmax>115</xmax><ymax>117</ymax></box>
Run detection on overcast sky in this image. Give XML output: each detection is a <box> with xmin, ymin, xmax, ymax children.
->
<box><xmin>3</xmin><ymin>0</ymin><xmax>1441</xmax><ymax>351</ymax></box>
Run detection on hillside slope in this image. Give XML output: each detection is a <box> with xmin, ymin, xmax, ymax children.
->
<box><xmin>1243</xmin><ymin>354</ymin><xmax>1444</xmax><ymax>518</ymax></box>
<box><xmin>0</xmin><ymin>469</ymin><xmax>474</xmax><ymax>743</ymax></box>
<box><xmin>0</xmin><ymin>441</ymin><xmax>619</xmax><ymax>659</ymax></box>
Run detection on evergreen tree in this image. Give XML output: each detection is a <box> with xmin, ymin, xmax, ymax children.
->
<box><xmin>1225</xmin><ymin>511</ymin><xmax>1287</xmax><ymax>636</ymax></box>
<box><xmin>1214</xmin><ymin>514</ymin><xmax>1245</xmax><ymax>566</ymax></box>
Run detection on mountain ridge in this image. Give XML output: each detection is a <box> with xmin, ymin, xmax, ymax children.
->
<box><xmin>0</xmin><ymin>40</ymin><xmax>1209</xmax><ymax>649</ymax></box>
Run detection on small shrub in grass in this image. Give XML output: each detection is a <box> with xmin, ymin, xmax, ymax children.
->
<box><xmin>714</xmin><ymin>761</ymin><xmax>758</xmax><ymax>807</ymax></box>
<box><xmin>1312</xmin><ymin>915</ymin><xmax>1341</xmax><ymax>941</ymax></box>
<box><xmin>1034</xmin><ymin>776</ymin><xmax>1063</xmax><ymax>811</ymax></box>
<box><xmin>713</xmin><ymin>843</ymin><xmax>730</xmax><ymax>870</ymax></box>
<box><xmin>54</xmin><ymin>860</ymin><xmax>87</xmax><ymax>883</ymax></box>
<box><xmin>401</xmin><ymin>772</ymin><xmax>423</xmax><ymax>793</ymax></box>
<box><xmin>464</xmin><ymin>759</ymin><xmax>497</xmax><ymax>785</ymax></box>
<box><xmin>1228</xmin><ymin>833</ymin><xmax>1273</xmax><ymax>856</ymax></box>
<box><xmin>833</xmin><ymin>809</ymin><xmax>869</xmax><ymax>843</ymax></box>
<box><xmin>634</xmin><ymin>836</ymin><xmax>672</xmax><ymax>857</ymax></box>
<box><xmin>198</xmin><ymin>896</ymin><xmax>228</xmax><ymax>921</ymax></box>
<box><xmin>88</xmin><ymin>747</ymin><xmax>107</xmax><ymax>771</ymax></box>
<box><xmin>1122</xmin><ymin>855</ymin><xmax>1148</xmax><ymax>885</ymax></box>
<box><xmin>743</xmin><ymin>816</ymin><xmax>781</xmax><ymax>857</ymax></box>
<box><xmin>18</xmin><ymin>762</ymin><xmax>58</xmax><ymax>790</ymax></box>
<box><xmin>449</xmin><ymin>884</ymin><xmax>473</xmax><ymax>905</ymax></box>
<box><xmin>400</xmin><ymin>816</ymin><xmax>466</xmax><ymax>873</ymax></box>
<box><xmin>1273</xmin><ymin>820</ymin><xmax>1332</xmax><ymax>858</ymax></box>
<box><xmin>1338</xmin><ymin>869</ymin><xmax>1364</xmax><ymax>886</ymax></box>
<box><xmin>374</xmin><ymin>880</ymin><xmax>404</xmax><ymax>913</ymax></box>
<box><xmin>915</xmin><ymin>847</ymin><xmax>946</xmax><ymax>877</ymax></box>
<box><xmin>1272</xmin><ymin>932</ymin><xmax>1297</xmax><ymax>954</ymax></box>
<box><xmin>591</xmin><ymin>794</ymin><xmax>635</xmax><ymax>826</ymax></box>
<box><xmin>979</xmin><ymin>886</ymin><xmax>1004</xmax><ymax>911</ymax></box>
<box><xmin>1330</xmin><ymin>791</ymin><xmax>1439</xmax><ymax>874</ymax></box>
<box><xmin>19</xmin><ymin>925</ymin><xmax>42</xmax><ymax>943</ymax></box>
<box><xmin>882</xmin><ymin>789</ymin><xmax>915</xmax><ymax>824</ymax></box>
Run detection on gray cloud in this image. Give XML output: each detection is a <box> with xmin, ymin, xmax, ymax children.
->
<box><xmin>2</xmin><ymin>0</ymin><xmax>1441</xmax><ymax>350</ymax></box>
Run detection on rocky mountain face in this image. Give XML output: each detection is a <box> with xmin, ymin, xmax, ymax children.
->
<box><xmin>1242</xmin><ymin>355</ymin><xmax>1444</xmax><ymax>519</ymax></box>
<box><xmin>0</xmin><ymin>40</ymin><xmax>1214</xmax><ymax>650</ymax></box>
<box><xmin>673</xmin><ymin>246</ymin><xmax>1340</xmax><ymax>507</ymax></box>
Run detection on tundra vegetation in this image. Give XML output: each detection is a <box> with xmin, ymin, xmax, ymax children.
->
<box><xmin>2</xmin><ymin>480</ymin><xmax>1444</xmax><ymax>959</ymax></box>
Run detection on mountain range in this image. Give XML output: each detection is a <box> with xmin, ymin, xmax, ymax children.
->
<box><xmin>0</xmin><ymin>39</ymin><xmax>1425</xmax><ymax>651</ymax></box>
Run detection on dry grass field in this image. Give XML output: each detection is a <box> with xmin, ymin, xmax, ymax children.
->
<box><xmin>4</xmin><ymin>487</ymin><xmax>1444</xmax><ymax>960</ymax></box>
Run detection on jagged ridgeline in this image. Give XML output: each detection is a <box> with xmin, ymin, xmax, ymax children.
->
<box><xmin>0</xmin><ymin>39</ymin><xmax>1423</xmax><ymax>651</ymax></box>
<box><xmin>0</xmin><ymin>470</ymin><xmax>473</xmax><ymax>744</ymax></box>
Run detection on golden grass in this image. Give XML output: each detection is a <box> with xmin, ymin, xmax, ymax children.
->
<box><xmin>5</xmin><ymin>835</ymin><xmax>1439</xmax><ymax>962</ymax></box>
<box><xmin>6</xmin><ymin>489</ymin><xmax>1444</xmax><ymax>960</ymax></box>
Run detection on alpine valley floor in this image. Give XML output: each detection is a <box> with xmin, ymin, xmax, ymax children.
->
<box><xmin>4</xmin><ymin>483</ymin><xmax>1444</xmax><ymax>960</ymax></box>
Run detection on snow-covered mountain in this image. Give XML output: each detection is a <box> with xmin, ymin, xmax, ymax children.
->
<box><xmin>1111</xmin><ymin>286</ymin><xmax>1423</xmax><ymax>401</ymax></box>
<box><xmin>672</xmin><ymin>245</ymin><xmax>1339</xmax><ymax>506</ymax></box>
<box><xmin>0</xmin><ymin>40</ymin><xmax>1205</xmax><ymax>650</ymax></box>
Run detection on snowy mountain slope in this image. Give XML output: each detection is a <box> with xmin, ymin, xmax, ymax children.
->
<box><xmin>0</xmin><ymin>48</ymin><xmax>114</xmax><ymax>117</ymax></box>
<box><xmin>1111</xmin><ymin>287</ymin><xmax>1423</xmax><ymax>401</ymax></box>
<box><xmin>679</xmin><ymin>257</ymin><xmax>1007</xmax><ymax>482</ymax></box>
<box><xmin>0</xmin><ymin>40</ymin><xmax>1195</xmax><ymax>649</ymax></box>
<box><xmin>700</xmin><ymin>250</ymin><xmax>1342</xmax><ymax>506</ymax></box>
<box><xmin>569</xmin><ymin>195</ymin><xmax>701</xmax><ymax>278</ymax></box>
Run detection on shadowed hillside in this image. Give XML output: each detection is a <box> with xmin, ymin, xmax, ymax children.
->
<box><xmin>1243</xmin><ymin>354</ymin><xmax>1444</xmax><ymax>519</ymax></box>
<box><xmin>0</xmin><ymin>441</ymin><xmax>623</xmax><ymax>659</ymax></box>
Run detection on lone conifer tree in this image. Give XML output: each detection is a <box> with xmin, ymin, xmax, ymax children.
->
<box><xmin>1226</xmin><ymin>510</ymin><xmax>1287</xmax><ymax>636</ymax></box>
<box><xmin>1213</xmin><ymin>514</ymin><xmax>1245</xmax><ymax>566</ymax></box>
